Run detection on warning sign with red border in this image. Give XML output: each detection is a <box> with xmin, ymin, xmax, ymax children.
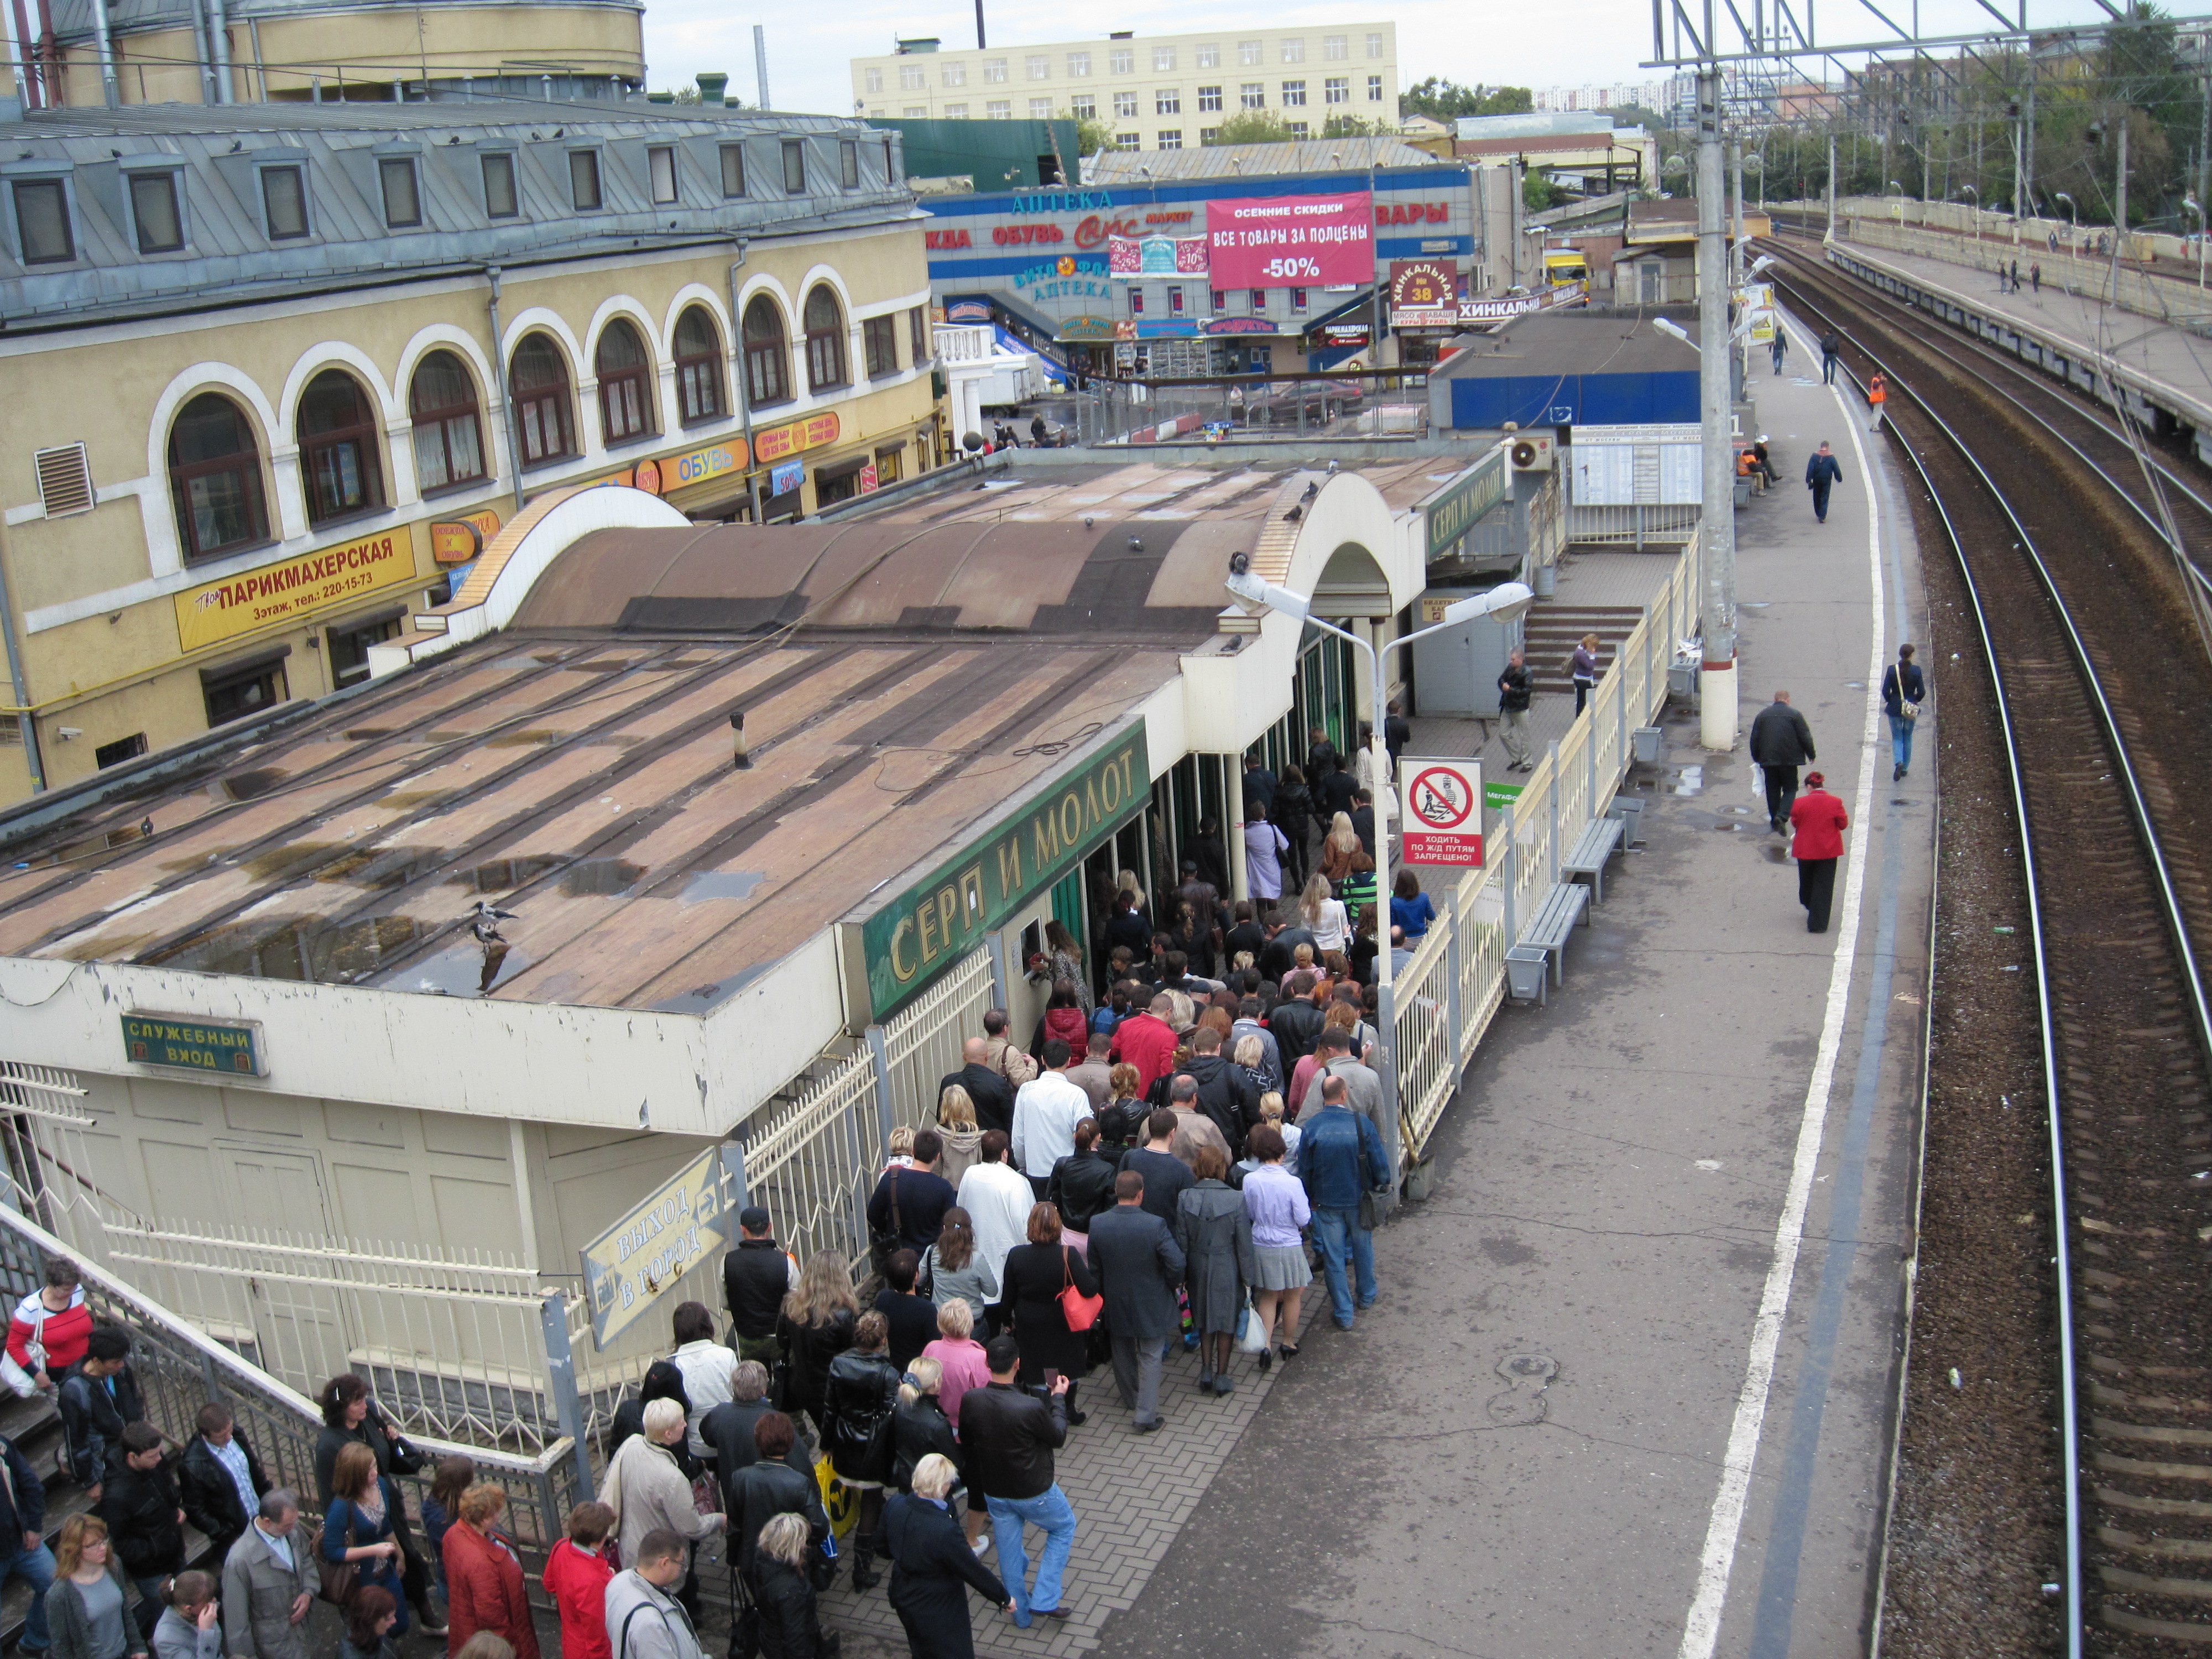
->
<box><xmin>1398</xmin><ymin>756</ymin><xmax>1485</xmax><ymax>867</ymax></box>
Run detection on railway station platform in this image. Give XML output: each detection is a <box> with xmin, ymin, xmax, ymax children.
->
<box><xmin>1811</xmin><ymin>231</ymin><xmax>2212</xmax><ymax>464</ymax></box>
<box><xmin>1076</xmin><ymin>326</ymin><xmax>1941</xmax><ymax>1659</ymax></box>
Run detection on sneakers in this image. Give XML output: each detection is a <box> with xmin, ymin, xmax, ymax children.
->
<box><xmin>1893</xmin><ymin>761</ymin><xmax>1903</xmax><ymax>781</ymax></box>
<box><xmin>972</xmin><ymin>1536</ymin><xmax>993</xmax><ymax>1557</ymax></box>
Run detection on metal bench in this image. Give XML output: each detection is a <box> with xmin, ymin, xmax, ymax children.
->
<box><xmin>1504</xmin><ymin>881</ymin><xmax>1591</xmax><ymax>1005</ymax></box>
<box><xmin>1563</xmin><ymin>816</ymin><xmax>1626</xmax><ymax>904</ymax></box>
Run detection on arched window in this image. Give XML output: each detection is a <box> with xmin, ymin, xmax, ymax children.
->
<box><xmin>297</xmin><ymin>369</ymin><xmax>386</xmax><ymax>526</ymax></box>
<box><xmin>595</xmin><ymin>318</ymin><xmax>653</xmax><ymax>444</ymax></box>
<box><xmin>674</xmin><ymin>305</ymin><xmax>725</xmax><ymax>425</ymax></box>
<box><xmin>409</xmin><ymin>349</ymin><xmax>485</xmax><ymax>493</ymax></box>
<box><xmin>510</xmin><ymin>333</ymin><xmax>575</xmax><ymax>466</ymax></box>
<box><xmin>743</xmin><ymin>296</ymin><xmax>789</xmax><ymax>407</ymax></box>
<box><xmin>168</xmin><ymin>392</ymin><xmax>268</xmax><ymax>561</ymax></box>
<box><xmin>803</xmin><ymin>285</ymin><xmax>848</xmax><ymax>392</ymax></box>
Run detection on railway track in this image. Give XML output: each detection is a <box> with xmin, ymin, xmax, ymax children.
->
<box><xmin>1770</xmin><ymin>251</ymin><xmax>2212</xmax><ymax>1654</ymax></box>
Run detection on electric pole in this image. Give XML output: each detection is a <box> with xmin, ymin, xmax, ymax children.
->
<box><xmin>1698</xmin><ymin>66</ymin><xmax>1738</xmax><ymax>749</ymax></box>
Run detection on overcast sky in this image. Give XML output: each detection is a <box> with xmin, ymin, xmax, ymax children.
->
<box><xmin>639</xmin><ymin>0</ymin><xmax>2138</xmax><ymax>119</ymax></box>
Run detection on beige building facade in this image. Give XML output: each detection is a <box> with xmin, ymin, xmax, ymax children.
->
<box><xmin>0</xmin><ymin>100</ymin><xmax>937</xmax><ymax>804</ymax></box>
<box><xmin>852</xmin><ymin>23</ymin><xmax>1399</xmax><ymax>149</ymax></box>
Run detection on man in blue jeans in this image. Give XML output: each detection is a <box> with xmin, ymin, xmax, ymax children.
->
<box><xmin>1300</xmin><ymin>1074</ymin><xmax>1391</xmax><ymax>1329</ymax></box>
<box><xmin>957</xmin><ymin>1335</ymin><xmax>1076</xmax><ymax>1627</ymax></box>
<box><xmin>0</xmin><ymin>1426</ymin><xmax>54</xmax><ymax>1654</ymax></box>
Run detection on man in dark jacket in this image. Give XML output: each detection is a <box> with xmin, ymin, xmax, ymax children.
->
<box><xmin>1220</xmin><ymin>903</ymin><xmax>1269</xmax><ymax>969</ymax></box>
<box><xmin>1239</xmin><ymin>753</ymin><xmax>1277</xmax><ymax>817</ymax></box>
<box><xmin>1349</xmin><ymin>789</ymin><xmax>1376</xmax><ymax>857</ymax></box>
<box><xmin>1496</xmin><ymin>648</ymin><xmax>1535</xmax><ymax>772</ymax></box>
<box><xmin>1819</xmin><ymin>330</ymin><xmax>1841</xmax><ymax>383</ymax></box>
<box><xmin>938</xmin><ymin>1038</ymin><xmax>1016</xmax><ymax>1137</ymax></box>
<box><xmin>1384</xmin><ymin>699</ymin><xmax>1412</xmax><ymax>770</ymax></box>
<box><xmin>866</xmin><ymin>1131</ymin><xmax>957</xmax><ymax>1256</ymax></box>
<box><xmin>721</xmin><ymin>1207</ymin><xmax>799</xmax><ymax>1369</ymax></box>
<box><xmin>57</xmin><ymin>1325</ymin><xmax>144</xmax><ymax>1499</ymax></box>
<box><xmin>1115</xmin><ymin>1111</ymin><xmax>1193</xmax><ymax>1225</ymax></box>
<box><xmin>1300</xmin><ymin>1075</ymin><xmax>1391</xmax><ymax>1332</ymax></box>
<box><xmin>883</xmin><ymin>1461</ymin><xmax>1012</xmax><ymax>1652</ymax></box>
<box><xmin>1268</xmin><ymin>972</ymin><xmax>1328</xmax><ymax>1065</ymax></box>
<box><xmin>1804</xmin><ymin>440</ymin><xmax>1844</xmax><ymax>523</ymax></box>
<box><xmin>0</xmin><ymin>1428</ymin><xmax>53</xmax><ymax>1656</ymax></box>
<box><xmin>1183</xmin><ymin>1029</ymin><xmax>1260</xmax><ymax>1154</ymax></box>
<box><xmin>1749</xmin><ymin>690</ymin><xmax>1819</xmax><ymax>834</ymax></box>
<box><xmin>179</xmin><ymin>1402</ymin><xmax>268</xmax><ymax>1567</ymax></box>
<box><xmin>1305</xmin><ymin>726</ymin><xmax>1339</xmax><ymax>786</ymax></box>
<box><xmin>101</xmin><ymin>1421</ymin><xmax>184</xmax><ymax>1633</ymax></box>
<box><xmin>957</xmin><ymin>1337</ymin><xmax>1074</xmax><ymax>1627</ymax></box>
<box><xmin>702</xmin><ymin>1363</ymin><xmax>812</xmax><ymax>1495</ymax></box>
<box><xmin>1086</xmin><ymin>1175</ymin><xmax>1186</xmax><ymax>1433</ymax></box>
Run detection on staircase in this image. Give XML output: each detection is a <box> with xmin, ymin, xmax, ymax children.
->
<box><xmin>1520</xmin><ymin>604</ymin><xmax>1649</xmax><ymax>694</ymax></box>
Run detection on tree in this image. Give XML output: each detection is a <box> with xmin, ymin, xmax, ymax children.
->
<box><xmin>1524</xmin><ymin>170</ymin><xmax>1569</xmax><ymax>212</ymax></box>
<box><xmin>1205</xmin><ymin>111</ymin><xmax>1297</xmax><ymax>145</ymax></box>
<box><xmin>1319</xmin><ymin>112</ymin><xmax>1387</xmax><ymax>139</ymax></box>
<box><xmin>1062</xmin><ymin>109</ymin><xmax>1117</xmax><ymax>155</ymax></box>
<box><xmin>1402</xmin><ymin>77</ymin><xmax>1534</xmax><ymax>121</ymax></box>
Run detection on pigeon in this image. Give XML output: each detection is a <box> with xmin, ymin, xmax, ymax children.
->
<box><xmin>468</xmin><ymin>899</ymin><xmax>518</xmax><ymax>943</ymax></box>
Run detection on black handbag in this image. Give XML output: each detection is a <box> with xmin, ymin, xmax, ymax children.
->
<box><xmin>868</xmin><ymin>1171</ymin><xmax>903</xmax><ymax>1275</ymax></box>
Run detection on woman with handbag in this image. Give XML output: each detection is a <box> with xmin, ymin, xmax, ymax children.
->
<box><xmin>821</xmin><ymin>1312</ymin><xmax>902</xmax><ymax>1592</ymax></box>
<box><xmin>599</xmin><ymin>1401</ymin><xmax>723</xmax><ymax>1617</ymax></box>
<box><xmin>1881</xmin><ymin>642</ymin><xmax>1926</xmax><ymax>781</ymax></box>
<box><xmin>994</xmin><ymin>1206</ymin><xmax>1099</xmax><ymax>1427</ymax></box>
<box><xmin>441</xmin><ymin>1487</ymin><xmax>538</xmax><ymax>1659</ymax></box>
<box><xmin>775</xmin><ymin>1255</ymin><xmax>860</xmax><ymax>1439</ymax></box>
<box><xmin>882</xmin><ymin>1455</ymin><xmax>1011</xmax><ymax>1659</ymax></box>
<box><xmin>752</xmin><ymin>1514</ymin><xmax>839</xmax><ymax>1659</ymax></box>
<box><xmin>6</xmin><ymin>1256</ymin><xmax>92</xmax><ymax>1397</ymax></box>
<box><xmin>312</xmin><ymin>1376</ymin><xmax>445</xmax><ymax>1636</ymax></box>
<box><xmin>1175</xmin><ymin>1146</ymin><xmax>1259</xmax><ymax>1396</ymax></box>
<box><xmin>320</xmin><ymin>1443</ymin><xmax>409</xmax><ymax>1635</ymax></box>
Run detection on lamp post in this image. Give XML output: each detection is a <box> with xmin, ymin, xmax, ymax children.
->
<box><xmin>1226</xmin><ymin>567</ymin><xmax>1535</xmax><ymax>1150</ymax></box>
<box><xmin>2054</xmin><ymin>190</ymin><xmax>2077</xmax><ymax>231</ymax></box>
<box><xmin>2187</xmin><ymin>196</ymin><xmax>2206</xmax><ymax>289</ymax></box>
<box><xmin>1959</xmin><ymin>182</ymin><xmax>1978</xmax><ymax>241</ymax></box>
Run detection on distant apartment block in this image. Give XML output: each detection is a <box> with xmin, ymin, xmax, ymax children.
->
<box><xmin>852</xmin><ymin>24</ymin><xmax>1399</xmax><ymax>151</ymax></box>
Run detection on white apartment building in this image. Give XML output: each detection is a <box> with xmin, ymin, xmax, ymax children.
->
<box><xmin>851</xmin><ymin>24</ymin><xmax>1399</xmax><ymax>150</ymax></box>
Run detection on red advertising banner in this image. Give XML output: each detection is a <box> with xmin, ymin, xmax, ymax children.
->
<box><xmin>1204</xmin><ymin>192</ymin><xmax>1373</xmax><ymax>288</ymax></box>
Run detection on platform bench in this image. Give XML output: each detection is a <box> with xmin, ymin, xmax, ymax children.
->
<box><xmin>1504</xmin><ymin>881</ymin><xmax>1592</xmax><ymax>1005</ymax></box>
<box><xmin>1562</xmin><ymin>817</ymin><xmax>1626</xmax><ymax>904</ymax></box>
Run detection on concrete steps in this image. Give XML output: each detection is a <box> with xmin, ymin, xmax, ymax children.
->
<box><xmin>1521</xmin><ymin>603</ymin><xmax>1647</xmax><ymax>692</ymax></box>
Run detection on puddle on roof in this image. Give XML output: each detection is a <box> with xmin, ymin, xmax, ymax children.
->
<box><xmin>11</xmin><ymin>818</ymin><xmax>156</xmax><ymax>870</ymax></box>
<box><xmin>452</xmin><ymin>855</ymin><xmax>567</xmax><ymax>893</ymax></box>
<box><xmin>146</xmin><ymin>913</ymin><xmax>425</xmax><ymax>983</ymax></box>
<box><xmin>390</xmin><ymin>939</ymin><xmax>531</xmax><ymax>997</ymax></box>
<box><xmin>375</xmin><ymin>789</ymin><xmax>461</xmax><ymax>810</ymax></box>
<box><xmin>238</xmin><ymin>842</ymin><xmax>346</xmax><ymax>882</ymax></box>
<box><xmin>681</xmin><ymin>870</ymin><xmax>765</xmax><ymax>904</ymax></box>
<box><xmin>216</xmin><ymin>768</ymin><xmax>289</xmax><ymax>801</ymax></box>
<box><xmin>311</xmin><ymin>846</ymin><xmax>457</xmax><ymax>889</ymax></box>
<box><xmin>483</xmin><ymin>729</ymin><xmax>566</xmax><ymax>748</ymax></box>
<box><xmin>562</xmin><ymin>859</ymin><xmax>646</xmax><ymax>896</ymax></box>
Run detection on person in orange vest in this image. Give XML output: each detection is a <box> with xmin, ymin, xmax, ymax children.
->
<box><xmin>1867</xmin><ymin>372</ymin><xmax>1888</xmax><ymax>432</ymax></box>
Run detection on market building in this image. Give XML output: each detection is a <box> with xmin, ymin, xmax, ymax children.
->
<box><xmin>0</xmin><ymin>444</ymin><xmax>1495</xmax><ymax>1432</ymax></box>
<box><xmin>0</xmin><ymin>97</ymin><xmax>939</xmax><ymax>804</ymax></box>
<box><xmin>920</xmin><ymin>139</ymin><xmax>1493</xmax><ymax>378</ymax></box>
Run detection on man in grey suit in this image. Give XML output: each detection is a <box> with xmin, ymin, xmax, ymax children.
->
<box><xmin>1086</xmin><ymin>1170</ymin><xmax>1186</xmax><ymax>1434</ymax></box>
<box><xmin>1296</xmin><ymin>1029</ymin><xmax>1400</xmax><ymax>1220</ymax></box>
<box><xmin>221</xmin><ymin>1490</ymin><xmax>316</xmax><ymax>1659</ymax></box>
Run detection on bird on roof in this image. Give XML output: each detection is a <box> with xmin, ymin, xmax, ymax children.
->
<box><xmin>468</xmin><ymin>899</ymin><xmax>519</xmax><ymax>943</ymax></box>
<box><xmin>1301</xmin><ymin>479</ymin><xmax>1319</xmax><ymax>502</ymax></box>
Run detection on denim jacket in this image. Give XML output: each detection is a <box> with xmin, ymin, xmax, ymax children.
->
<box><xmin>1297</xmin><ymin>1105</ymin><xmax>1389</xmax><ymax>1211</ymax></box>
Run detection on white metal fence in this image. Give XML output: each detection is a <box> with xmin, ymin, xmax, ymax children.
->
<box><xmin>1391</xmin><ymin>529</ymin><xmax>1702</xmax><ymax>1158</ymax></box>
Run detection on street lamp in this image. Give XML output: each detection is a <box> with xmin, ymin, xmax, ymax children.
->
<box><xmin>2187</xmin><ymin>196</ymin><xmax>2206</xmax><ymax>289</ymax></box>
<box><xmin>1959</xmin><ymin>182</ymin><xmax>1978</xmax><ymax>241</ymax></box>
<box><xmin>1653</xmin><ymin>316</ymin><xmax>1697</xmax><ymax>351</ymax></box>
<box><xmin>1225</xmin><ymin>566</ymin><xmax>1535</xmax><ymax>1155</ymax></box>
<box><xmin>2054</xmin><ymin>190</ymin><xmax>2077</xmax><ymax>231</ymax></box>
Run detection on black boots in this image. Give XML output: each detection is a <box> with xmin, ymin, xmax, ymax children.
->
<box><xmin>849</xmin><ymin>1532</ymin><xmax>881</xmax><ymax>1590</ymax></box>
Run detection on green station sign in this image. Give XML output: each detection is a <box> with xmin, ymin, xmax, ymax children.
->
<box><xmin>1423</xmin><ymin>450</ymin><xmax>1510</xmax><ymax>559</ymax></box>
<box><xmin>853</xmin><ymin>727</ymin><xmax>1150</xmax><ymax>1021</ymax></box>
<box><xmin>122</xmin><ymin>1013</ymin><xmax>264</xmax><ymax>1077</ymax></box>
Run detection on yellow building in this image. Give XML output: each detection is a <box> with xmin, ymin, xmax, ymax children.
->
<box><xmin>0</xmin><ymin>97</ymin><xmax>938</xmax><ymax>802</ymax></box>
<box><xmin>13</xmin><ymin>0</ymin><xmax>644</xmax><ymax>109</ymax></box>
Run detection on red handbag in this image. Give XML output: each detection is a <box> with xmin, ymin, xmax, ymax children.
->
<box><xmin>1057</xmin><ymin>1248</ymin><xmax>1103</xmax><ymax>1332</ymax></box>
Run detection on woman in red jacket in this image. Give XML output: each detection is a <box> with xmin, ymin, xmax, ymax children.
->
<box><xmin>1788</xmin><ymin>771</ymin><xmax>1850</xmax><ymax>933</ymax></box>
<box><xmin>541</xmin><ymin>1501</ymin><xmax>615</xmax><ymax>1659</ymax></box>
<box><xmin>7</xmin><ymin>1258</ymin><xmax>93</xmax><ymax>1392</ymax></box>
<box><xmin>442</xmin><ymin>1486</ymin><xmax>540</xmax><ymax>1659</ymax></box>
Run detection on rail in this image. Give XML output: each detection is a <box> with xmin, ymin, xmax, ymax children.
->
<box><xmin>1389</xmin><ymin>526</ymin><xmax>1702</xmax><ymax>1160</ymax></box>
<box><xmin>1837</xmin><ymin>218</ymin><xmax>2212</xmax><ymax>338</ymax></box>
<box><xmin>0</xmin><ymin>1196</ymin><xmax>585</xmax><ymax>1580</ymax></box>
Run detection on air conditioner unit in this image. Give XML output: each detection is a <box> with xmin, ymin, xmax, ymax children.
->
<box><xmin>1509</xmin><ymin>432</ymin><xmax>1554</xmax><ymax>472</ymax></box>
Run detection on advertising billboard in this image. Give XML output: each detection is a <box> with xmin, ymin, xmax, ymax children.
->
<box><xmin>1205</xmin><ymin>192</ymin><xmax>1373</xmax><ymax>289</ymax></box>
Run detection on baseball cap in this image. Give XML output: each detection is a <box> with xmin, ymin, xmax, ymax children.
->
<box><xmin>738</xmin><ymin>1206</ymin><xmax>770</xmax><ymax>1232</ymax></box>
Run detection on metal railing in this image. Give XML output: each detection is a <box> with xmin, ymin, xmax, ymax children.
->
<box><xmin>1564</xmin><ymin>501</ymin><xmax>1701</xmax><ymax>547</ymax></box>
<box><xmin>1390</xmin><ymin>528</ymin><xmax>1701</xmax><ymax>1158</ymax></box>
<box><xmin>1839</xmin><ymin>218</ymin><xmax>2212</xmax><ymax>333</ymax></box>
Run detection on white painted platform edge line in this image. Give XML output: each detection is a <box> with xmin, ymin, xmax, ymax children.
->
<box><xmin>1674</xmin><ymin>341</ymin><xmax>1890</xmax><ymax>1659</ymax></box>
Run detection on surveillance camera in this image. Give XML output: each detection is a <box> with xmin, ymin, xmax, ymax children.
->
<box><xmin>56</xmin><ymin>727</ymin><xmax>82</xmax><ymax>740</ymax></box>
<box><xmin>1228</xmin><ymin>551</ymin><xmax>1250</xmax><ymax>576</ymax></box>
